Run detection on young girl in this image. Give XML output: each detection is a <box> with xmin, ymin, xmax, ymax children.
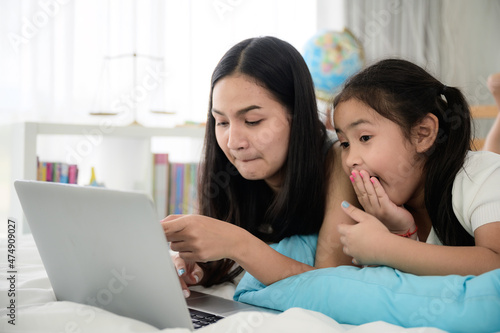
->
<box><xmin>333</xmin><ymin>59</ymin><xmax>500</xmax><ymax>275</ymax></box>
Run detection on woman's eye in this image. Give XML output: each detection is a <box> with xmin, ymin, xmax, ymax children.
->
<box><xmin>215</xmin><ymin>121</ymin><xmax>228</xmax><ymax>127</ymax></box>
<box><xmin>246</xmin><ymin>120</ymin><xmax>262</xmax><ymax>126</ymax></box>
<box><xmin>360</xmin><ymin>135</ymin><xmax>371</xmax><ymax>142</ymax></box>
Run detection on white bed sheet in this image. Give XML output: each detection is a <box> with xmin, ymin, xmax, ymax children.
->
<box><xmin>0</xmin><ymin>235</ymin><xmax>445</xmax><ymax>333</ymax></box>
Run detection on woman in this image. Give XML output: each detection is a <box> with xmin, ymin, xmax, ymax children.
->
<box><xmin>162</xmin><ymin>36</ymin><xmax>357</xmax><ymax>296</ymax></box>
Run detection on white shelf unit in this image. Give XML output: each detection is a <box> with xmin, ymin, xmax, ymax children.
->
<box><xmin>1</xmin><ymin>122</ymin><xmax>205</xmax><ymax>235</ymax></box>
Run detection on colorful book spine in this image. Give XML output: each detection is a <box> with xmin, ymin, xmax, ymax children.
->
<box><xmin>175</xmin><ymin>163</ymin><xmax>184</xmax><ymax>214</ymax></box>
<box><xmin>151</xmin><ymin>155</ymin><xmax>200</xmax><ymax>216</ymax></box>
<box><xmin>60</xmin><ymin>163</ymin><xmax>69</xmax><ymax>183</ymax></box>
<box><xmin>189</xmin><ymin>163</ymin><xmax>198</xmax><ymax>214</ymax></box>
<box><xmin>153</xmin><ymin>153</ymin><xmax>169</xmax><ymax>219</ymax></box>
<box><xmin>183</xmin><ymin>163</ymin><xmax>191</xmax><ymax>214</ymax></box>
<box><xmin>162</xmin><ymin>161</ymin><xmax>199</xmax><ymax>215</ymax></box>
<box><xmin>68</xmin><ymin>164</ymin><xmax>78</xmax><ymax>184</ymax></box>
<box><xmin>168</xmin><ymin>163</ymin><xmax>177</xmax><ymax>215</ymax></box>
<box><xmin>36</xmin><ymin>158</ymin><xmax>78</xmax><ymax>184</ymax></box>
<box><xmin>45</xmin><ymin>163</ymin><xmax>53</xmax><ymax>182</ymax></box>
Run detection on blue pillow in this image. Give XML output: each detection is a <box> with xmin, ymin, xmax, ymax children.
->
<box><xmin>234</xmin><ymin>234</ymin><xmax>500</xmax><ymax>333</ymax></box>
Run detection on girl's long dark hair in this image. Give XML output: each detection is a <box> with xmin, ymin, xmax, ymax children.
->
<box><xmin>198</xmin><ymin>37</ymin><xmax>329</xmax><ymax>286</ymax></box>
<box><xmin>333</xmin><ymin>58</ymin><xmax>474</xmax><ymax>246</ymax></box>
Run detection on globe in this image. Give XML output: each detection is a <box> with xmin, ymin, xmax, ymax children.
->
<box><xmin>302</xmin><ymin>29</ymin><xmax>364</xmax><ymax>101</ymax></box>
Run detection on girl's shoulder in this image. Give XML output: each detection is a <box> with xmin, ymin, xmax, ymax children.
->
<box><xmin>460</xmin><ymin>150</ymin><xmax>500</xmax><ymax>176</ymax></box>
<box><xmin>454</xmin><ymin>150</ymin><xmax>500</xmax><ymax>195</ymax></box>
<box><xmin>452</xmin><ymin>150</ymin><xmax>500</xmax><ymax>233</ymax></box>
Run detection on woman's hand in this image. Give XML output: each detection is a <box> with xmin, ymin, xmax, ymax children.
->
<box><xmin>171</xmin><ymin>253</ymin><xmax>204</xmax><ymax>298</ymax></box>
<box><xmin>350</xmin><ymin>170</ymin><xmax>416</xmax><ymax>237</ymax></box>
<box><xmin>162</xmin><ymin>214</ymin><xmax>315</xmax><ymax>286</ymax></box>
<box><xmin>162</xmin><ymin>214</ymin><xmax>241</xmax><ymax>263</ymax></box>
<box><xmin>338</xmin><ymin>201</ymin><xmax>395</xmax><ymax>266</ymax></box>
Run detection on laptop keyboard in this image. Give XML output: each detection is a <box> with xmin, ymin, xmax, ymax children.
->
<box><xmin>189</xmin><ymin>308</ymin><xmax>224</xmax><ymax>329</ymax></box>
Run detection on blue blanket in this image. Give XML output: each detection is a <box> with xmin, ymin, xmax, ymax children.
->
<box><xmin>234</xmin><ymin>234</ymin><xmax>500</xmax><ymax>333</ymax></box>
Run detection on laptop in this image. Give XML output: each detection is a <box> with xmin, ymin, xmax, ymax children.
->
<box><xmin>14</xmin><ymin>180</ymin><xmax>278</xmax><ymax>330</ymax></box>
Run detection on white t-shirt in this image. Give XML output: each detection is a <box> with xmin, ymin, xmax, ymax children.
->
<box><xmin>426</xmin><ymin>151</ymin><xmax>500</xmax><ymax>245</ymax></box>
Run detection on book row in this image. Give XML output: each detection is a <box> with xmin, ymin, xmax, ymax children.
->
<box><xmin>153</xmin><ymin>153</ymin><xmax>199</xmax><ymax>219</ymax></box>
<box><xmin>37</xmin><ymin>158</ymin><xmax>79</xmax><ymax>184</ymax></box>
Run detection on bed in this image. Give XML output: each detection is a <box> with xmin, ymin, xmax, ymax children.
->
<box><xmin>2</xmin><ymin>234</ymin><xmax>499</xmax><ymax>333</ymax></box>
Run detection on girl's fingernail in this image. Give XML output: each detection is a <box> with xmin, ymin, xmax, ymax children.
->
<box><xmin>341</xmin><ymin>201</ymin><xmax>350</xmax><ymax>208</ymax></box>
<box><xmin>177</xmin><ymin>268</ymin><xmax>186</xmax><ymax>276</ymax></box>
<box><xmin>351</xmin><ymin>171</ymin><xmax>356</xmax><ymax>178</ymax></box>
<box><xmin>349</xmin><ymin>175</ymin><xmax>354</xmax><ymax>182</ymax></box>
<box><xmin>370</xmin><ymin>177</ymin><xmax>375</xmax><ymax>184</ymax></box>
<box><xmin>183</xmin><ymin>289</ymin><xmax>190</xmax><ymax>298</ymax></box>
<box><xmin>359</xmin><ymin>173</ymin><xmax>363</xmax><ymax>179</ymax></box>
<box><xmin>194</xmin><ymin>275</ymin><xmax>200</xmax><ymax>283</ymax></box>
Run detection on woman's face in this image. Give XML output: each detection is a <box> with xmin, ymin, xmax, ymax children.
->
<box><xmin>211</xmin><ymin>74</ymin><xmax>291</xmax><ymax>191</ymax></box>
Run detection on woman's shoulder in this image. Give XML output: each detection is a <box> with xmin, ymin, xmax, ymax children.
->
<box><xmin>322</xmin><ymin>130</ymin><xmax>338</xmax><ymax>156</ymax></box>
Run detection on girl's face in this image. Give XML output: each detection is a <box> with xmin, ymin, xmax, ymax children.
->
<box><xmin>211</xmin><ymin>74</ymin><xmax>291</xmax><ymax>191</ymax></box>
<box><xmin>334</xmin><ymin>99</ymin><xmax>426</xmax><ymax>207</ymax></box>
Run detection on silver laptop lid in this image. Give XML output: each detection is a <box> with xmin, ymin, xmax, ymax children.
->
<box><xmin>14</xmin><ymin>180</ymin><xmax>193</xmax><ymax>329</ymax></box>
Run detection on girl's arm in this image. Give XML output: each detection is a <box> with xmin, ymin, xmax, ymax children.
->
<box><xmin>338</xmin><ymin>203</ymin><xmax>500</xmax><ymax>275</ymax></box>
<box><xmin>315</xmin><ymin>142</ymin><xmax>359</xmax><ymax>268</ymax></box>
<box><xmin>163</xmin><ymin>215</ymin><xmax>314</xmax><ymax>286</ymax></box>
<box><xmin>483</xmin><ymin>72</ymin><xmax>500</xmax><ymax>154</ymax></box>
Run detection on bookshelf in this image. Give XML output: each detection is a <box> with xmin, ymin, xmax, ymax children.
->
<box><xmin>0</xmin><ymin>122</ymin><xmax>205</xmax><ymax>236</ymax></box>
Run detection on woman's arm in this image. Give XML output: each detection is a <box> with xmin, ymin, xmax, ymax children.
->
<box><xmin>338</xmin><ymin>203</ymin><xmax>500</xmax><ymax>275</ymax></box>
<box><xmin>315</xmin><ymin>142</ymin><xmax>359</xmax><ymax>268</ymax></box>
<box><xmin>163</xmin><ymin>215</ymin><xmax>314</xmax><ymax>285</ymax></box>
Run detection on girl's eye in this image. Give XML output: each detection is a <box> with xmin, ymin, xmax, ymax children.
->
<box><xmin>339</xmin><ymin>141</ymin><xmax>350</xmax><ymax>149</ymax></box>
<box><xmin>246</xmin><ymin>120</ymin><xmax>262</xmax><ymax>126</ymax></box>
<box><xmin>360</xmin><ymin>135</ymin><xmax>371</xmax><ymax>142</ymax></box>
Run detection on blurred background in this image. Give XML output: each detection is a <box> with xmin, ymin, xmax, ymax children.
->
<box><xmin>1</xmin><ymin>0</ymin><xmax>499</xmax><ymax>126</ymax></box>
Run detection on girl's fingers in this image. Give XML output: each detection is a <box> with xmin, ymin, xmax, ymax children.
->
<box><xmin>340</xmin><ymin>200</ymin><xmax>373</xmax><ymax>224</ymax></box>
<box><xmin>351</xmin><ymin>170</ymin><xmax>371</xmax><ymax>208</ymax></box>
<box><xmin>351</xmin><ymin>170</ymin><xmax>380</xmax><ymax>209</ymax></box>
<box><xmin>370</xmin><ymin>176</ymin><xmax>390</xmax><ymax>205</ymax></box>
<box><xmin>349</xmin><ymin>171</ymin><xmax>364</xmax><ymax>201</ymax></box>
<box><xmin>359</xmin><ymin>170</ymin><xmax>380</xmax><ymax>208</ymax></box>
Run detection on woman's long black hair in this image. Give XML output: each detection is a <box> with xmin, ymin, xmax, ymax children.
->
<box><xmin>197</xmin><ymin>36</ymin><xmax>329</xmax><ymax>286</ymax></box>
<box><xmin>333</xmin><ymin>58</ymin><xmax>474</xmax><ymax>246</ymax></box>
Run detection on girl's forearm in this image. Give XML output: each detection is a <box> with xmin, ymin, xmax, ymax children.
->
<box><xmin>378</xmin><ymin>235</ymin><xmax>500</xmax><ymax>276</ymax></box>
